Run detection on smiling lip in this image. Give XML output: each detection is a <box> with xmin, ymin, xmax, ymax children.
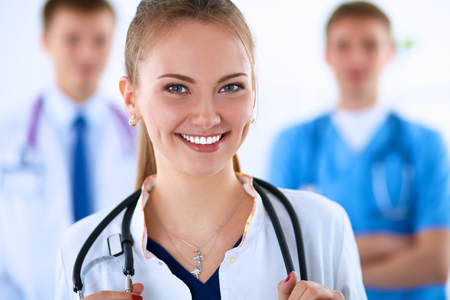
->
<box><xmin>176</xmin><ymin>132</ymin><xmax>229</xmax><ymax>153</ymax></box>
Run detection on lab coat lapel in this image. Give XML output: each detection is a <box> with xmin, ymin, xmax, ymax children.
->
<box><xmin>128</xmin><ymin>178</ymin><xmax>193</xmax><ymax>299</ymax></box>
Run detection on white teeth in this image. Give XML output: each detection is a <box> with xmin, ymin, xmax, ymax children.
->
<box><xmin>181</xmin><ymin>134</ymin><xmax>223</xmax><ymax>145</ymax></box>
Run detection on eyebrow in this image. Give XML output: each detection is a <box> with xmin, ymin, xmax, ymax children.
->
<box><xmin>156</xmin><ymin>72</ymin><xmax>248</xmax><ymax>84</ymax></box>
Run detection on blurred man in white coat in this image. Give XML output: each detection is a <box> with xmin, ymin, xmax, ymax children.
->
<box><xmin>0</xmin><ymin>0</ymin><xmax>137</xmax><ymax>299</ymax></box>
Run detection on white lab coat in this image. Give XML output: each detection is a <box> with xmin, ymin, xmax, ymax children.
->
<box><xmin>55</xmin><ymin>175</ymin><xmax>367</xmax><ymax>300</ymax></box>
<box><xmin>0</xmin><ymin>90</ymin><xmax>137</xmax><ymax>300</ymax></box>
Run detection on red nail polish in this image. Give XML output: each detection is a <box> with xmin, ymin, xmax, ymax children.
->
<box><xmin>285</xmin><ymin>272</ymin><xmax>292</xmax><ymax>283</ymax></box>
<box><xmin>131</xmin><ymin>295</ymin><xmax>143</xmax><ymax>300</ymax></box>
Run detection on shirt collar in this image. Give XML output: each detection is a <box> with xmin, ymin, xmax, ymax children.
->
<box><xmin>43</xmin><ymin>85</ymin><xmax>108</xmax><ymax>132</ymax></box>
<box><xmin>130</xmin><ymin>173</ymin><xmax>260</xmax><ymax>260</ymax></box>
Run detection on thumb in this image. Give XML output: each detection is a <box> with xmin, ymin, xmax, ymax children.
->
<box><xmin>277</xmin><ymin>271</ymin><xmax>298</xmax><ymax>300</ymax></box>
<box><xmin>132</xmin><ymin>283</ymin><xmax>144</xmax><ymax>295</ymax></box>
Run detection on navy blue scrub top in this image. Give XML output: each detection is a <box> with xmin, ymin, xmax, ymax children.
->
<box><xmin>147</xmin><ymin>237</ymin><xmax>242</xmax><ymax>300</ymax></box>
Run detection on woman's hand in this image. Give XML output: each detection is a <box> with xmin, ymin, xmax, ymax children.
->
<box><xmin>278</xmin><ymin>272</ymin><xmax>344</xmax><ymax>300</ymax></box>
<box><xmin>83</xmin><ymin>283</ymin><xmax>144</xmax><ymax>299</ymax></box>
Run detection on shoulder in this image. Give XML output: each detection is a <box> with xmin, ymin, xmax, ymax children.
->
<box><xmin>391</xmin><ymin>114</ymin><xmax>448</xmax><ymax>162</ymax></box>
<box><xmin>280</xmin><ymin>188</ymin><xmax>348</xmax><ymax>226</ymax></box>
<box><xmin>272</xmin><ymin>115</ymin><xmax>331</xmax><ymax>155</ymax></box>
<box><xmin>266</xmin><ymin>186</ymin><xmax>351</xmax><ymax>241</ymax></box>
<box><xmin>61</xmin><ymin>206</ymin><xmax>118</xmax><ymax>245</ymax></box>
<box><xmin>0</xmin><ymin>104</ymin><xmax>33</xmax><ymax>132</ymax></box>
<box><xmin>59</xmin><ymin>205</ymin><xmax>123</xmax><ymax>263</ymax></box>
<box><xmin>394</xmin><ymin>114</ymin><xmax>443</xmax><ymax>144</ymax></box>
<box><xmin>0</xmin><ymin>104</ymin><xmax>34</xmax><ymax>154</ymax></box>
<box><xmin>277</xmin><ymin>114</ymin><xmax>330</xmax><ymax>139</ymax></box>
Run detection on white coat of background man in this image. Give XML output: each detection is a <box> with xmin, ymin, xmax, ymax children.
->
<box><xmin>0</xmin><ymin>0</ymin><xmax>137</xmax><ymax>299</ymax></box>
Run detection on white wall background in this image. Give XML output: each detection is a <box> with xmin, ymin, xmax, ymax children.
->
<box><xmin>1</xmin><ymin>0</ymin><xmax>449</xmax><ymax>179</ymax></box>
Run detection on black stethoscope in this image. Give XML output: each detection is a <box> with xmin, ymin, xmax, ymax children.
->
<box><xmin>72</xmin><ymin>178</ymin><xmax>308</xmax><ymax>298</ymax></box>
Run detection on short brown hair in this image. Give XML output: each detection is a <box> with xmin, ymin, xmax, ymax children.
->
<box><xmin>326</xmin><ymin>1</ymin><xmax>391</xmax><ymax>34</ymax></box>
<box><xmin>43</xmin><ymin>0</ymin><xmax>115</xmax><ymax>29</ymax></box>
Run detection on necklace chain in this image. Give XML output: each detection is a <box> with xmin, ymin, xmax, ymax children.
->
<box><xmin>149</xmin><ymin>185</ymin><xmax>244</xmax><ymax>279</ymax></box>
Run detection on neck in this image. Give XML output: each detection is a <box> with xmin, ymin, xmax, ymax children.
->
<box><xmin>148</xmin><ymin>161</ymin><xmax>244</xmax><ymax>242</ymax></box>
<box><xmin>338</xmin><ymin>86</ymin><xmax>378</xmax><ymax>111</ymax></box>
<box><xmin>55</xmin><ymin>77</ymin><xmax>97</xmax><ymax>105</ymax></box>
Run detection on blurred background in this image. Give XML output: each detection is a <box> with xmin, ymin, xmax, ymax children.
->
<box><xmin>0</xmin><ymin>0</ymin><xmax>449</xmax><ymax>178</ymax></box>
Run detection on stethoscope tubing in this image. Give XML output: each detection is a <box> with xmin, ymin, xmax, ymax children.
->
<box><xmin>253</xmin><ymin>178</ymin><xmax>308</xmax><ymax>280</ymax></box>
<box><xmin>72</xmin><ymin>189</ymin><xmax>141</xmax><ymax>293</ymax></box>
<box><xmin>72</xmin><ymin>178</ymin><xmax>308</xmax><ymax>294</ymax></box>
<box><xmin>26</xmin><ymin>97</ymin><xmax>44</xmax><ymax>150</ymax></box>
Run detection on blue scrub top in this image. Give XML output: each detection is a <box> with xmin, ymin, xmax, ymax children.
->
<box><xmin>268</xmin><ymin>114</ymin><xmax>450</xmax><ymax>300</ymax></box>
<box><xmin>147</xmin><ymin>237</ymin><xmax>242</xmax><ymax>300</ymax></box>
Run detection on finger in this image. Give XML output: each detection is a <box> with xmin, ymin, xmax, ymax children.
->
<box><xmin>84</xmin><ymin>290</ymin><xmax>141</xmax><ymax>299</ymax></box>
<box><xmin>278</xmin><ymin>271</ymin><xmax>298</xmax><ymax>300</ymax></box>
<box><xmin>332</xmin><ymin>290</ymin><xmax>345</xmax><ymax>300</ymax></box>
<box><xmin>131</xmin><ymin>283</ymin><xmax>145</xmax><ymax>295</ymax></box>
<box><xmin>289</xmin><ymin>281</ymin><xmax>334</xmax><ymax>300</ymax></box>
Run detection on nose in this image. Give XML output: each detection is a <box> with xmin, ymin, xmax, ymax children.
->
<box><xmin>78</xmin><ymin>40</ymin><xmax>97</xmax><ymax>63</ymax></box>
<box><xmin>349</xmin><ymin>46</ymin><xmax>367</xmax><ymax>65</ymax></box>
<box><xmin>190</xmin><ymin>95</ymin><xmax>221</xmax><ymax>130</ymax></box>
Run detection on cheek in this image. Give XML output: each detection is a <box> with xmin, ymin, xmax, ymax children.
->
<box><xmin>220</xmin><ymin>98</ymin><xmax>253</xmax><ymax>129</ymax></box>
<box><xmin>140</xmin><ymin>98</ymin><xmax>185</xmax><ymax>136</ymax></box>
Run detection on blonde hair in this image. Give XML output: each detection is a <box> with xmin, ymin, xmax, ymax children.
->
<box><xmin>125</xmin><ymin>0</ymin><xmax>256</xmax><ymax>190</ymax></box>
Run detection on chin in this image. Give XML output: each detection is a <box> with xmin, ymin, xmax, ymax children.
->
<box><xmin>178</xmin><ymin>158</ymin><xmax>230</xmax><ymax>178</ymax></box>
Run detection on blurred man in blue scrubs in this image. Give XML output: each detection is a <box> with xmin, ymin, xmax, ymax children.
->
<box><xmin>269</xmin><ymin>2</ymin><xmax>450</xmax><ymax>299</ymax></box>
<box><xmin>0</xmin><ymin>1</ymin><xmax>136</xmax><ymax>299</ymax></box>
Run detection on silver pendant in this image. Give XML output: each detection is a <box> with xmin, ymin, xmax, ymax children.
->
<box><xmin>192</xmin><ymin>250</ymin><xmax>205</xmax><ymax>264</ymax></box>
<box><xmin>190</xmin><ymin>267</ymin><xmax>201</xmax><ymax>279</ymax></box>
<box><xmin>191</xmin><ymin>250</ymin><xmax>205</xmax><ymax>278</ymax></box>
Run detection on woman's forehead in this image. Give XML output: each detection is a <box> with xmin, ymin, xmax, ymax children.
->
<box><xmin>140</xmin><ymin>20</ymin><xmax>252</xmax><ymax>82</ymax></box>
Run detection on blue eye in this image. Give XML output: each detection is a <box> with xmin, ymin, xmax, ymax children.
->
<box><xmin>220</xmin><ymin>84</ymin><xmax>241</xmax><ymax>93</ymax></box>
<box><xmin>167</xmin><ymin>85</ymin><xmax>188</xmax><ymax>93</ymax></box>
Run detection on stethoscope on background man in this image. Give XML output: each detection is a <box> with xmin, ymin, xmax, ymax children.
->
<box><xmin>0</xmin><ymin>95</ymin><xmax>135</xmax><ymax>206</ymax></box>
<box><xmin>72</xmin><ymin>178</ymin><xmax>308</xmax><ymax>299</ymax></box>
<box><xmin>20</xmin><ymin>96</ymin><xmax>134</xmax><ymax>168</ymax></box>
<box><xmin>370</xmin><ymin>114</ymin><xmax>415</xmax><ymax>220</ymax></box>
<box><xmin>311</xmin><ymin>113</ymin><xmax>415</xmax><ymax>221</ymax></box>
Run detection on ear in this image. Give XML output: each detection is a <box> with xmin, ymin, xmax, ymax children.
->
<box><xmin>119</xmin><ymin>76</ymin><xmax>140</xmax><ymax>119</ymax></box>
<box><xmin>386</xmin><ymin>40</ymin><xmax>397</xmax><ymax>63</ymax></box>
<box><xmin>325</xmin><ymin>42</ymin><xmax>332</xmax><ymax>66</ymax></box>
<box><xmin>41</xmin><ymin>29</ymin><xmax>50</xmax><ymax>54</ymax></box>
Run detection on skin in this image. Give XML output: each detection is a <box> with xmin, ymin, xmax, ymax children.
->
<box><xmin>327</xmin><ymin>17</ymin><xmax>450</xmax><ymax>287</ymax></box>
<box><xmin>326</xmin><ymin>17</ymin><xmax>394</xmax><ymax>110</ymax></box>
<box><xmin>42</xmin><ymin>7</ymin><xmax>115</xmax><ymax>104</ymax></box>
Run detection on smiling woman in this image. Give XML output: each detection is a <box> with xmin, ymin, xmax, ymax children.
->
<box><xmin>55</xmin><ymin>1</ymin><xmax>366</xmax><ymax>299</ymax></box>
<box><xmin>124</xmin><ymin>20</ymin><xmax>254</xmax><ymax>178</ymax></box>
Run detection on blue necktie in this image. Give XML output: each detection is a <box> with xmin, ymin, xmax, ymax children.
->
<box><xmin>72</xmin><ymin>115</ymin><xmax>92</xmax><ymax>222</ymax></box>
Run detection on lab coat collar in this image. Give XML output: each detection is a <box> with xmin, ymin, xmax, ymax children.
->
<box><xmin>129</xmin><ymin>173</ymin><xmax>262</xmax><ymax>261</ymax></box>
